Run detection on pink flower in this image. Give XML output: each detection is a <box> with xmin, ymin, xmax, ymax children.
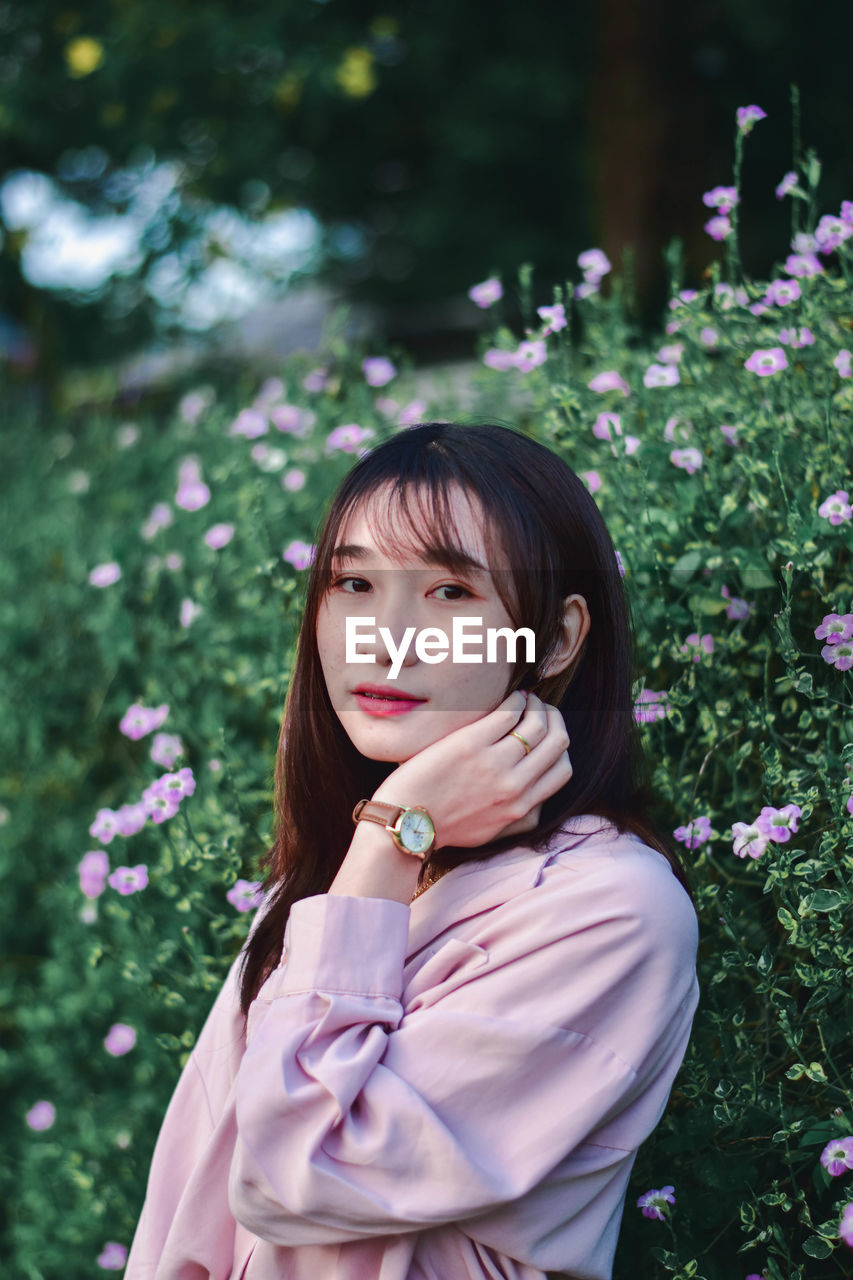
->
<box><xmin>104</xmin><ymin>1023</ymin><xmax>137</xmax><ymax>1057</ymax></box>
<box><xmin>150</xmin><ymin>732</ymin><xmax>184</xmax><ymax>769</ymax></box>
<box><xmin>737</xmin><ymin>104</ymin><xmax>767</xmax><ymax>133</ymax></box>
<box><xmin>636</xmin><ymin>1185</ymin><xmax>675</xmax><ymax>1221</ymax></box>
<box><xmin>822</xmin><ymin>640</ymin><xmax>853</xmax><ymax>672</ymax></box>
<box><xmin>175</xmin><ymin>479</ymin><xmax>211</xmax><ymax>511</ymax></box>
<box><xmin>820</xmin><ymin>1137</ymin><xmax>853</xmax><ymax>1176</ymax></box>
<box><xmin>97</xmin><ymin>1242</ymin><xmax>128</xmax><ymax>1271</ymax></box>
<box><xmin>764</xmin><ymin>278</ymin><xmax>801</xmax><ymax>307</ymax></box>
<box><xmin>588</xmin><ymin>370</ymin><xmax>630</xmax><ymax>396</ymax></box>
<box><xmin>180</xmin><ymin>598</ymin><xmax>202</xmax><ymax>628</ymax></box>
<box><xmin>644</xmin><ymin>363</ymin><xmax>680</xmax><ymax>388</ymax></box>
<box><xmin>758</xmin><ymin>803</ymin><xmax>801</xmax><ymax>842</ymax></box>
<box><xmin>141</xmin><ymin>502</ymin><xmax>173</xmax><ymax>541</ymax></box>
<box><xmin>143</xmin><ymin>789</ymin><xmax>180</xmax><ymax>824</ymax></box>
<box><xmin>704</xmin><ymin>215</ymin><xmax>732</xmax><ymax>242</ymax></box>
<box><xmin>664</xmin><ymin>416</ymin><xmax>692</xmax><ymax>443</ymax></box>
<box><xmin>656</xmin><ymin>343</ymin><xmax>683</xmax><ymax>365</ymax></box>
<box><xmin>775</xmin><ymin>171</ymin><xmax>798</xmax><ymax>199</ymax></box>
<box><xmin>719</xmin><ymin>424</ymin><xmax>740</xmax><ymax>446</ymax></box>
<box><xmin>89</xmin><ymin>562</ymin><xmax>121</xmax><ymax>588</ymax></box>
<box><xmin>398</xmin><ymin>399</ymin><xmax>427</xmax><ymax>427</ymax></box>
<box><xmin>593</xmin><ymin>412</ymin><xmax>622</xmax><ymax>442</ymax></box>
<box><xmin>79</xmin><ymin>850</ymin><xmax>110</xmax><ymax>899</ymax></box>
<box><xmin>673</xmin><ymin>816</ymin><xmax>712</xmax><ymax>849</ymax></box>
<box><xmin>108</xmin><ymin>864</ymin><xmax>149</xmax><ymax>895</ymax></box>
<box><xmin>732</xmin><ymin>820</ymin><xmax>769</xmax><ymax>860</ymax></box>
<box><xmin>577</xmin><ymin>248</ymin><xmax>611</xmax><ymax>282</ymax></box>
<box><xmin>818</xmin><ymin>490</ymin><xmax>852</xmax><ymax>525</ymax></box>
<box><xmin>574</xmin><ymin>281</ymin><xmax>599</xmax><ymax>300</ymax></box>
<box><xmin>270</xmin><ymin>404</ymin><xmax>314</xmax><ymax>435</ymax></box>
<box><xmin>468</xmin><ymin>277</ymin><xmax>503</xmax><ymax>308</ymax></box>
<box><xmin>282</xmin><ymin>468</ymin><xmax>306</xmax><ymax>492</ymax></box>
<box><xmin>326</xmin><ymin>423</ymin><xmax>375</xmax><ymax>453</ymax></box>
<box><xmin>834</xmin><ymin>350</ymin><xmax>852</xmax><ymax>379</ymax></box>
<box><xmin>514</xmin><ymin>339</ymin><xmax>547</xmax><ymax>372</ymax></box>
<box><xmin>714</xmin><ymin>283</ymin><xmax>748</xmax><ymax>310</ymax></box>
<box><xmin>89</xmin><ymin>808</ymin><xmax>120</xmax><ymax>844</ymax></box>
<box><xmin>152</xmin><ymin>766</ymin><xmax>196</xmax><ymax>803</ymax></box>
<box><xmin>119</xmin><ymin>702</ymin><xmax>169</xmax><ymax>740</ymax></box>
<box><xmin>226</xmin><ymin>878</ymin><xmax>265</xmax><ymax>912</ymax></box>
<box><xmin>703</xmin><ymin>186</ymin><xmax>739</xmax><ymax>212</ymax></box>
<box><xmin>784</xmin><ymin>252</ymin><xmax>823</xmax><ymax>279</ymax></box>
<box><xmin>25</xmin><ymin>1100</ymin><xmax>56</xmax><ymax>1131</ymax></box>
<box><xmin>204</xmin><ymin>523</ymin><xmax>235</xmax><ymax>550</ymax></box>
<box><xmin>537</xmin><ymin>303</ymin><xmax>567</xmax><ymax>334</ymax></box>
<box><xmin>744</xmin><ymin>347</ymin><xmax>788</xmax><ymax>376</ymax></box>
<box><xmin>721</xmin><ymin>586</ymin><xmax>753</xmax><ymax>620</ymax></box>
<box><xmin>362</xmin><ymin>357</ymin><xmax>397</xmax><ymax>387</ymax></box>
<box><xmin>699</xmin><ymin>326</ymin><xmax>719</xmax><ymax>349</ymax></box>
<box><xmin>165</xmin><ymin>552</ymin><xmax>183</xmax><ymax>572</ymax></box>
<box><xmin>840</xmin><ymin>1201</ymin><xmax>853</xmax><ymax>1248</ymax></box>
<box><xmin>843</xmin><ymin>201</ymin><xmax>853</xmax><ymax>227</ymax></box>
<box><xmin>580</xmin><ymin>470</ymin><xmax>601</xmax><ymax>493</ymax></box>
<box><xmin>283</xmin><ymin>540</ymin><xmax>316</xmax><ymax>570</ymax></box>
<box><xmin>179</xmin><ymin>387</ymin><xmax>214</xmax><ymax>424</ymax></box>
<box><xmin>303</xmin><ymin>367</ymin><xmax>329</xmax><ymax>393</ymax></box>
<box><xmin>816</xmin><ymin>214</ymin><xmax>852</xmax><ymax>254</ymax></box>
<box><xmin>814</xmin><ymin>613</ymin><xmax>853</xmax><ymax>644</ymax></box>
<box><xmin>778</xmin><ymin>326</ymin><xmax>814</xmax><ymax>349</ymax></box>
<box><xmin>681</xmin><ymin>632</ymin><xmax>714</xmax><ymax>662</ymax></box>
<box><xmin>670</xmin><ymin>447</ymin><xmax>702</xmax><ymax>475</ymax></box>
<box><xmin>483</xmin><ymin>348</ymin><xmax>518</xmax><ymax>371</ymax></box>
<box><xmin>229</xmin><ymin>408</ymin><xmax>268</xmax><ymax>439</ymax></box>
<box><xmin>114</xmin><ymin>803</ymin><xmax>148</xmax><ymax>837</ymax></box>
<box><xmin>633</xmin><ymin>689</ymin><xmax>668</xmax><ymax>724</ymax></box>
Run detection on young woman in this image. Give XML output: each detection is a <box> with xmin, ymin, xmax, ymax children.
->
<box><xmin>126</xmin><ymin>422</ymin><xmax>699</xmax><ymax>1280</ymax></box>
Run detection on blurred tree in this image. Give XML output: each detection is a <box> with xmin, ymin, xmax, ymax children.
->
<box><xmin>0</xmin><ymin>0</ymin><xmax>850</xmax><ymax>368</ymax></box>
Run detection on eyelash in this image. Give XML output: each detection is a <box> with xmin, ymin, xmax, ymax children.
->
<box><xmin>329</xmin><ymin>576</ymin><xmax>474</xmax><ymax>601</ymax></box>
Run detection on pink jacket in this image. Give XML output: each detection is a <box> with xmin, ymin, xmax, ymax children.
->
<box><xmin>126</xmin><ymin>816</ymin><xmax>698</xmax><ymax>1280</ymax></box>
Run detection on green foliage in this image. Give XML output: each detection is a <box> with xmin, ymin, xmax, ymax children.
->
<box><xmin>2</xmin><ymin>171</ymin><xmax>852</xmax><ymax>1279</ymax></box>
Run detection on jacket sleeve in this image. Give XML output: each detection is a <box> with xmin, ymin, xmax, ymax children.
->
<box><xmin>228</xmin><ymin>866</ymin><xmax>698</xmax><ymax>1247</ymax></box>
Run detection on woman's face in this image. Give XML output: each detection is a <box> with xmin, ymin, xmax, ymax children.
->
<box><xmin>316</xmin><ymin>484</ymin><xmax>525</xmax><ymax>763</ymax></box>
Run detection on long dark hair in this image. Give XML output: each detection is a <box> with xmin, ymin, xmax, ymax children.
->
<box><xmin>239</xmin><ymin>422</ymin><xmax>690</xmax><ymax>1014</ymax></box>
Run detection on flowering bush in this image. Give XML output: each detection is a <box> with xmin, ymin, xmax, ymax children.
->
<box><xmin>2</xmin><ymin>106</ymin><xmax>852</xmax><ymax>1279</ymax></box>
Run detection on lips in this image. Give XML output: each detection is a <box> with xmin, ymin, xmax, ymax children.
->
<box><xmin>353</xmin><ymin>683</ymin><xmax>426</xmax><ymax>702</ymax></box>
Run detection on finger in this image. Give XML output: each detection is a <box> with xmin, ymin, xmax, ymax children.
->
<box><xmin>466</xmin><ymin>689</ymin><xmax>530</xmax><ymax>747</ymax></box>
<box><xmin>501</xmin><ymin>696</ymin><xmax>549</xmax><ymax>758</ymax></box>
<box><xmin>512</xmin><ymin>704</ymin><xmax>571</xmax><ymax>776</ymax></box>
<box><xmin>517</xmin><ymin>749</ymin><xmax>574</xmax><ymax>810</ymax></box>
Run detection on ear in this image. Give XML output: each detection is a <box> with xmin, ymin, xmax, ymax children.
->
<box><xmin>539</xmin><ymin>594</ymin><xmax>590</xmax><ymax>680</ymax></box>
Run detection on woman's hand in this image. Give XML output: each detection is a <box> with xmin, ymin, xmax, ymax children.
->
<box><xmin>371</xmin><ymin>690</ymin><xmax>572</xmax><ymax>850</ymax></box>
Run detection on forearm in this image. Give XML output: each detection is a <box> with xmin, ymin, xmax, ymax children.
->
<box><xmin>327</xmin><ymin>819</ymin><xmax>422</xmax><ymax>903</ymax></box>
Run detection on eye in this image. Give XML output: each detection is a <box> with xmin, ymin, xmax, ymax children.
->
<box><xmin>331</xmin><ymin>575</ymin><xmax>372</xmax><ymax>594</ymax></box>
<box><xmin>430</xmin><ymin>583</ymin><xmax>473</xmax><ymax>602</ymax></box>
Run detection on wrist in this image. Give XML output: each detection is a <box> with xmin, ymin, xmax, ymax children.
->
<box><xmin>328</xmin><ymin>820</ymin><xmax>422</xmax><ymax>903</ymax></box>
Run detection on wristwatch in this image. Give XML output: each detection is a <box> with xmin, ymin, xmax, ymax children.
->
<box><xmin>352</xmin><ymin>799</ymin><xmax>437</xmax><ymax>859</ymax></box>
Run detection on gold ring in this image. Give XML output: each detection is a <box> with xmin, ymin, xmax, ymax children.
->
<box><xmin>509</xmin><ymin>731</ymin><xmax>531</xmax><ymax>755</ymax></box>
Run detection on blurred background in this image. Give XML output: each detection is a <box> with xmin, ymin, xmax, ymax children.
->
<box><xmin>1</xmin><ymin>0</ymin><xmax>851</xmax><ymax>395</ymax></box>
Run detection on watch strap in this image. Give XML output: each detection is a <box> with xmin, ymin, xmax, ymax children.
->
<box><xmin>352</xmin><ymin>799</ymin><xmax>406</xmax><ymax>828</ymax></box>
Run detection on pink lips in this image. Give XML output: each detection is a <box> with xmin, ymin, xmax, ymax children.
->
<box><xmin>352</xmin><ymin>683</ymin><xmax>427</xmax><ymax>717</ymax></box>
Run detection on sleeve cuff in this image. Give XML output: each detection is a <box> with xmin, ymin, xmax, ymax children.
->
<box><xmin>274</xmin><ymin>894</ymin><xmax>411</xmax><ymax>1000</ymax></box>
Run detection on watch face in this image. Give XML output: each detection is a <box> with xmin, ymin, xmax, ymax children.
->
<box><xmin>398</xmin><ymin>808</ymin><xmax>435</xmax><ymax>855</ymax></box>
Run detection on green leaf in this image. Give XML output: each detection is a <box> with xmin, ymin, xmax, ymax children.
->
<box><xmin>671</xmin><ymin>550</ymin><xmax>704</xmax><ymax>582</ymax></box>
<box><xmin>802</xmin><ymin>889</ymin><xmax>845</xmax><ymax>912</ymax></box>
<box><xmin>802</xmin><ymin>1236</ymin><xmax>832</xmax><ymax>1259</ymax></box>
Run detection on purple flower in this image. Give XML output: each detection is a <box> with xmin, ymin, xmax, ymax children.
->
<box><xmin>114</xmin><ymin>803</ymin><xmax>148</xmax><ymax>838</ymax></box>
<box><xmin>577</xmin><ymin>248</ymin><xmax>611</xmax><ymax>282</ymax></box>
<box><xmin>580</xmin><ymin>470</ymin><xmax>601</xmax><ymax>493</ymax></box>
<box><xmin>79</xmin><ymin>850</ymin><xmax>110</xmax><ymax>899</ymax></box>
<box><xmin>179</xmin><ymin>387</ymin><xmax>214</xmax><ymax>424</ymax></box>
<box><xmin>588</xmin><ymin>370</ymin><xmax>630</xmax><ymax>396</ymax></box>
<box><xmin>175</xmin><ymin>479</ymin><xmax>211</xmax><ymax>512</ymax></box>
<box><xmin>574</xmin><ymin>281</ymin><xmax>600</xmax><ymax>300</ymax></box>
<box><xmin>593</xmin><ymin>412</ymin><xmax>622</xmax><ymax>442</ymax></box>
<box><xmin>204</xmin><ymin>523</ymin><xmax>235</xmax><ymax>550</ymax></box>
<box><xmin>758</xmin><ymin>803</ymin><xmax>801</xmax><ymax>842</ymax></box>
<box><xmin>303</xmin><ymin>367</ymin><xmax>329</xmax><ymax>393</ymax></box>
<box><xmin>483</xmin><ymin>348</ymin><xmax>518</xmax><ymax>371</ymax></box>
<box><xmin>656</xmin><ymin>343</ymin><xmax>683</xmax><ymax>365</ymax></box>
<box><xmin>283</xmin><ymin>540</ymin><xmax>316</xmax><ymax>570</ymax></box>
<box><xmin>719</xmin><ymin>424</ymin><xmax>740</xmax><ymax>446</ymax></box>
<box><xmin>515</xmin><ymin>339</ymin><xmax>547</xmax><ymax>372</ymax></box>
<box><xmin>150</xmin><ymin>732</ymin><xmax>184</xmax><ymax>769</ymax></box>
<box><xmin>822</xmin><ymin>640</ymin><xmax>853</xmax><ymax>672</ymax></box>
<box><xmin>680</xmin><ymin>632</ymin><xmax>714</xmax><ymax>662</ymax></box>
<box><xmin>270</xmin><ymin>404</ymin><xmax>314</xmax><ymax>436</ymax></box>
<box><xmin>834</xmin><ymin>350</ymin><xmax>852</xmax><ymax>379</ymax></box>
<box><xmin>108</xmin><ymin>864</ymin><xmax>149</xmax><ymax>895</ymax></box>
<box><xmin>537</xmin><ymin>303</ymin><xmax>567</xmax><ymax>334</ymax></box>
<box><xmin>141</xmin><ymin>502</ymin><xmax>173</xmax><ymax>541</ymax></box>
<box><xmin>674</xmin><ymin>816</ymin><xmax>712</xmax><ymax>849</ymax></box>
<box><xmin>104</xmin><ymin>1023</ymin><xmax>137</xmax><ymax>1057</ymax></box>
<box><xmin>180</xmin><ymin>598</ymin><xmax>202</xmax><ymax>628</ymax></box>
<box><xmin>840</xmin><ymin>1201</ymin><xmax>853</xmax><ymax>1248</ymax></box>
<box><xmin>397</xmin><ymin>399</ymin><xmax>427</xmax><ymax>427</ymax></box>
<box><xmin>643</xmin><ymin>363</ymin><xmax>680</xmax><ymax>388</ymax></box>
<box><xmin>704</xmin><ymin>215</ymin><xmax>732</xmax><ymax>242</ymax></box>
<box><xmin>89</xmin><ymin>562</ymin><xmax>121</xmax><ymax>588</ymax></box>
<box><xmin>784</xmin><ymin>252</ymin><xmax>823</xmax><ymax>279</ymax></box>
<box><xmin>664</xmin><ymin>416</ymin><xmax>692</xmax><ymax>443</ymax></box>
<box><xmin>468</xmin><ymin>277</ymin><xmax>503</xmax><ymax>308</ymax></box>
<box><xmin>699</xmin><ymin>326</ymin><xmax>719</xmax><ymax>349</ymax></box>
<box><xmin>26</xmin><ymin>1100</ymin><xmax>56</xmax><ymax>1131</ymax></box>
<box><xmin>119</xmin><ymin>702</ymin><xmax>169</xmax><ymax>740</ymax></box>
<box><xmin>775</xmin><ymin>171</ymin><xmax>798</xmax><ymax>200</ymax></box>
<box><xmin>636</xmin><ymin>1185</ymin><xmax>675</xmax><ymax>1221</ymax></box>
<box><xmin>820</xmin><ymin>1137</ymin><xmax>853</xmax><ymax>1177</ymax></box>
<box><xmin>97</xmin><ymin>1242</ymin><xmax>128</xmax><ymax>1271</ymax></box>
<box><xmin>282</xmin><ymin>467</ymin><xmax>306</xmax><ymax>492</ymax></box>
<box><xmin>714</xmin><ymin>283</ymin><xmax>748</xmax><ymax>310</ymax></box>
<box><xmin>633</xmin><ymin>689</ymin><xmax>668</xmax><ymax>724</ymax></box>
<box><xmin>744</xmin><ymin>347</ymin><xmax>788</xmax><ymax>377</ymax></box>
<box><xmin>670</xmin><ymin>447</ymin><xmax>703</xmax><ymax>475</ymax></box>
<box><xmin>721</xmin><ymin>586</ymin><xmax>753</xmax><ymax>620</ymax></box>
<box><xmin>362</xmin><ymin>357</ymin><xmax>397</xmax><ymax>387</ymax></box>
<box><xmin>814</xmin><ymin>613</ymin><xmax>853</xmax><ymax>644</ymax></box>
<box><xmin>325</xmin><ymin>423</ymin><xmax>375</xmax><ymax>454</ymax></box>
<box><xmin>226</xmin><ymin>878</ymin><xmax>265</xmax><ymax>912</ymax></box>
<box><xmin>778</xmin><ymin>326</ymin><xmax>814</xmax><ymax>349</ymax></box>
<box><xmin>703</xmin><ymin>186</ymin><xmax>739</xmax><ymax>212</ymax></box>
<box><xmin>818</xmin><ymin>490</ymin><xmax>852</xmax><ymax>525</ymax></box>
<box><xmin>732</xmin><ymin>820</ymin><xmax>769</xmax><ymax>860</ymax></box>
<box><xmin>152</xmin><ymin>767</ymin><xmax>196</xmax><ymax>803</ymax></box>
<box><xmin>816</xmin><ymin>214</ymin><xmax>852</xmax><ymax>254</ymax></box>
<box><xmin>764</xmin><ymin>278</ymin><xmax>801</xmax><ymax>308</ymax></box>
<box><xmin>89</xmin><ymin>808</ymin><xmax>120</xmax><ymax>844</ymax></box>
<box><xmin>229</xmin><ymin>408</ymin><xmax>268</xmax><ymax>439</ymax></box>
<box><xmin>737</xmin><ymin>104</ymin><xmax>767</xmax><ymax>133</ymax></box>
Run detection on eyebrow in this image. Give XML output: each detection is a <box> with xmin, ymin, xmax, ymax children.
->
<box><xmin>331</xmin><ymin>543</ymin><xmax>490</xmax><ymax>574</ymax></box>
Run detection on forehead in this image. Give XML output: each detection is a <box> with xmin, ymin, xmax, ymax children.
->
<box><xmin>334</xmin><ymin>481</ymin><xmax>503</xmax><ymax>569</ymax></box>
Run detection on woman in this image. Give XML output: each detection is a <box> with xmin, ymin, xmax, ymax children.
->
<box><xmin>126</xmin><ymin>422</ymin><xmax>699</xmax><ymax>1280</ymax></box>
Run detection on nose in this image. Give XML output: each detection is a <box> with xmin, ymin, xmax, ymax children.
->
<box><xmin>374</xmin><ymin>578</ymin><xmax>420</xmax><ymax>671</ymax></box>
